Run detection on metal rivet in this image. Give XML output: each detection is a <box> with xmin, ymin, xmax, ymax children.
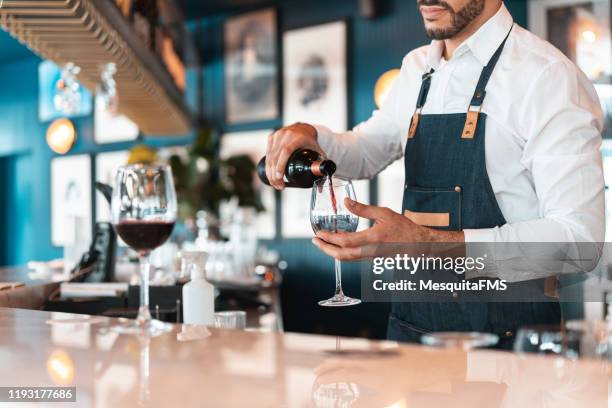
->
<box><xmin>454</xmin><ymin>186</ymin><xmax>461</xmax><ymax>193</ymax></box>
<box><xmin>452</xmin><ymin>292</ymin><xmax>458</xmax><ymax>298</ymax></box>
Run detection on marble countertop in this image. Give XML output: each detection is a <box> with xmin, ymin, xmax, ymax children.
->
<box><xmin>0</xmin><ymin>307</ymin><xmax>608</xmax><ymax>407</ymax></box>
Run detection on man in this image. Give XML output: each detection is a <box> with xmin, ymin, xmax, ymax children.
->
<box><xmin>265</xmin><ymin>0</ymin><xmax>605</xmax><ymax>347</ymax></box>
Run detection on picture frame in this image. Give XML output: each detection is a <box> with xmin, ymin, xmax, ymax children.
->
<box><xmin>219</xmin><ymin>130</ymin><xmax>276</xmax><ymax>239</ymax></box>
<box><xmin>282</xmin><ymin>20</ymin><xmax>348</xmax><ymax>132</ymax></box>
<box><xmin>50</xmin><ymin>154</ymin><xmax>92</xmax><ymax>246</ymax></box>
<box><xmin>224</xmin><ymin>9</ymin><xmax>279</xmax><ymax>124</ymax></box>
<box><xmin>95</xmin><ymin>150</ymin><xmax>129</xmax><ymax>222</ymax></box>
<box><xmin>94</xmin><ymin>94</ymin><xmax>139</xmax><ymax>144</ymax></box>
<box><xmin>528</xmin><ymin>0</ymin><xmax>611</xmax><ymax>137</ymax></box>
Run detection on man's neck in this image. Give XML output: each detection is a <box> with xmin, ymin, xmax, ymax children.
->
<box><xmin>443</xmin><ymin>1</ymin><xmax>503</xmax><ymax>60</ymax></box>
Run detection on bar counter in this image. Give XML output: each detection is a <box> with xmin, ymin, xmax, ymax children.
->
<box><xmin>0</xmin><ymin>307</ymin><xmax>608</xmax><ymax>407</ymax></box>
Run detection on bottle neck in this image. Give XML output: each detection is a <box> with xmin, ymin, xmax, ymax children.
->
<box><xmin>310</xmin><ymin>161</ymin><xmax>324</xmax><ymax>177</ymax></box>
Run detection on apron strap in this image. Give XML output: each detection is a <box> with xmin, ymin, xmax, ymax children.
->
<box><xmin>462</xmin><ymin>24</ymin><xmax>514</xmax><ymax>139</ymax></box>
<box><xmin>408</xmin><ymin>68</ymin><xmax>434</xmax><ymax>139</ymax></box>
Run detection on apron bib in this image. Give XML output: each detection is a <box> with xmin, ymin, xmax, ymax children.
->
<box><xmin>387</xmin><ymin>26</ymin><xmax>561</xmax><ymax>350</ymax></box>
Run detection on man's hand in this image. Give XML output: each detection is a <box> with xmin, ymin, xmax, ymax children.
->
<box><xmin>312</xmin><ymin>198</ymin><xmax>465</xmax><ymax>261</ymax></box>
<box><xmin>265</xmin><ymin>122</ymin><xmax>324</xmax><ymax>190</ymax></box>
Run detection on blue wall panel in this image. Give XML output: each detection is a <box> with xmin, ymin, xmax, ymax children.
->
<box><xmin>0</xmin><ymin>54</ymin><xmax>194</xmax><ymax>266</ymax></box>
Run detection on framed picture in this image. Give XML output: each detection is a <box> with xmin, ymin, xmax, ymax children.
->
<box><xmin>529</xmin><ymin>0</ymin><xmax>611</xmax><ymax>137</ymax></box>
<box><xmin>376</xmin><ymin>159</ymin><xmax>405</xmax><ymax>214</ymax></box>
<box><xmin>38</xmin><ymin>60</ymin><xmax>93</xmax><ymax>122</ymax></box>
<box><xmin>94</xmin><ymin>94</ymin><xmax>139</xmax><ymax>144</ymax></box>
<box><xmin>219</xmin><ymin>130</ymin><xmax>276</xmax><ymax>239</ymax></box>
<box><xmin>95</xmin><ymin>150</ymin><xmax>129</xmax><ymax>222</ymax></box>
<box><xmin>51</xmin><ymin>154</ymin><xmax>92</xmax><ymax>246</ymax></box>
<box><xmin>283</xmin><ymin>21</ymin><xmax>348</xmax><ymax>132</ymax></box>
<box><xmin>224</xmin><ymin>9</ymin><xmax>279</xmax><ymax>124</ymax></box>
<box><xmin>281</xmin><ymin>180</ymin><xmax>370</xmax><ymax>238</ymax></box>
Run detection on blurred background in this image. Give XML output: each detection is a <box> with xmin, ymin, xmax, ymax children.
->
<box><xmin>0</xmin><ymin>0</ymin><xmax>610</xmax><ymax>339</ymax></box>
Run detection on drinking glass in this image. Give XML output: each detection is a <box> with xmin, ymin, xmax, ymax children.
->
<box><xmin>513</xmin><ymin>325</ymin><xmax>581</xmax><ymax>358</ymax></box>
<box><xmin>311</xmin><ymin>177</ymin><xmax>361</xmax><ymax>307</ymax></box>
<box><xmin>421</xmin><ymin>332</ymin><xmax>499</xmax><ymax>350</ymax></box>
<box><xmin>111</xmin><ymin>164</ymin><xmax>177</xmax><ymax>336</ymax></box>
<box><xmin>214</xmin><ymin>311</ymin><xmax>247</xmax><ymax>330</ymax></box>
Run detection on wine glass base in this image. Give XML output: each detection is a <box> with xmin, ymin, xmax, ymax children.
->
<box><xmin>318</xmin><ymin>296</ymin><xmax>361</xmax><ymax>307</ymax></box>
<box><xmin>111</xmin><ymin>318</ymin><xmax>173</xmax><ymax>337</ymax></box>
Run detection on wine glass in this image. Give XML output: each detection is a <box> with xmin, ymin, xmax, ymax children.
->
<box><xmin>111</xmin><ymin>163</ymin><xmax>177</xmax><ymax>336</ymax></box>
<box><xmin>311</xmin><ymin>177</ymin><xmax>361</xmax><ymax>306</ymax></box>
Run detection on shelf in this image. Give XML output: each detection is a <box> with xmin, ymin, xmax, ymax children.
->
<box><xmin>0</xmin><ymin>0</ymin><xmax>192</xmax><ymax>135</ymax></box>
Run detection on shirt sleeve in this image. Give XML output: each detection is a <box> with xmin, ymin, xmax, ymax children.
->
<box><xmin>315</xmin><ymin>62</ymin><xmax>407</xmax><ymax>180</ymax></box>
<box><xmin>465</xmin><ymin>60</ymin><xmax>605</xmax><ymax>279</ymax></box>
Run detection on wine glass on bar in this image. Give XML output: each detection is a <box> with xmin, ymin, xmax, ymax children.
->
<box><xmin>311</xmin><ymin>177</ymin><xmax>361</xmax><ymax>306</ymax></box>
<box><xmin>111</xmin><ymin>163</ymin><xmax>177</xmax><ymax>336</ymax></box>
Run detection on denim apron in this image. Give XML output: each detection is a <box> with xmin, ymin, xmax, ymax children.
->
<box><xmin>387</xmin><ymin>26</ymin><xmax>561</xmax><ymax>350</ymax></box>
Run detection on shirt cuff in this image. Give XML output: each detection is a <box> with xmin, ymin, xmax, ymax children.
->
<box><xmin>464</xmin><ymin>229</ymin><xmax>498</xmax><ymax>279</ymax></box>
<box><xmin>463</xmin><ymin>228</ymin><xmax>495</xmax><ymax>243</ymax></box>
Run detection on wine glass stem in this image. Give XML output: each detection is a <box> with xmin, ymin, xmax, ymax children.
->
<box><xmin>138</xmin><ymin>252</ymin><xmax>152</xmax><ymax>326</ymax></box>
<box><xmin>334</xmin><ymin>259</ymin><xmax>344</xmax><ymax>298</ymax></box>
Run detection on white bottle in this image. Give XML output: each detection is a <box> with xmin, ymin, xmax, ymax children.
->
<box><xmin>182</xmin><ymin>261</ymin><xmax>215</xmax><ymax>326</ymax></box>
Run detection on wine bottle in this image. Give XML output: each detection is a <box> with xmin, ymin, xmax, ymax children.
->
<box><xmin>257</xmin><ymin>149</ymin><xmax>336</xmax><ymax>188</ymax></box>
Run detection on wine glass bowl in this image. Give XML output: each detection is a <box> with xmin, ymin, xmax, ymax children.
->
<box><xmin>111</xmin><ymin>163</ymin><xmax>177</xmax><ymax>336</ymax></box>
<box><xmin>311</xmin><ymin>177</ymin><xmax>361</xmax><ymax>307</ymax></box>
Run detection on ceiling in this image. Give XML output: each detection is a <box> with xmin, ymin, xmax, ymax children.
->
<box><xmin>0</xmin><ymin>0</ymin><xmax>282</xmax><ymax>63</ymax></box>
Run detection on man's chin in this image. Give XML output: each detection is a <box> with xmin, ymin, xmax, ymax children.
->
<box><xmin>424</xmin><ymin>25</ymin><xmax>455</xmax><ymax>40</ymax></box>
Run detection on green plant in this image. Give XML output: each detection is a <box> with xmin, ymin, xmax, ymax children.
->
<box><xmin>168</xmin><ymin>127</ymin><xmax>264</xmax><ymax>219</ymax></box>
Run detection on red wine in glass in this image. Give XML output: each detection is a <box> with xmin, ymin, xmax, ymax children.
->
<box><xmin>115</xmin><ymin>221</ymin><xmax>175</xmax><ymax>252</ymax></box>
<box><xmin>111</xmin><ymin>163</ymin><xmax>177</xmax><ymax>336</ymax></box>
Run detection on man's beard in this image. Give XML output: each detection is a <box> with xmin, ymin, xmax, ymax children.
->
<box><xmin>418</xmin><ymin>0</ymin><xmax>485</xmax><ymax>40</ymax></box>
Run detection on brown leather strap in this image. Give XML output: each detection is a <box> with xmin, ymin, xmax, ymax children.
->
<box><xmin>461</xmin><ymin>108</ymin><xmax>481</xmax><ymax>139</ymax></box>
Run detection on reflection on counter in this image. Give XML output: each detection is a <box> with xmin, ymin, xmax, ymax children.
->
<box><xmin>0</xmin><ymin>308</ymin><xmax>607</xmax><ymax>407</ymax></box>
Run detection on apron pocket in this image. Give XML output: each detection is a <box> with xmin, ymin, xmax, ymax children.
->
<box><xmin>402</xmin><ymin>185</ymin><xmax>462</xmax><ymax>231</ymax></box>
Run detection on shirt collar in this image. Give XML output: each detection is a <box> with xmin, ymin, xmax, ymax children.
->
<box><xmin>426</xmin><ymin>2</ymin><xmax>514</xmax><ymax>69</ymax></box>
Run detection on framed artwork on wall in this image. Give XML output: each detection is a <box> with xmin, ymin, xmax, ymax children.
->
<box><xmin>38</xmin><ymin>60</ymin><xmax>93</xmax><ymax>122</ymax></box>
<box><xmin>219</xmin><ymin>130</ymin><xmax>276</xmax><ymax>239</ymax></box>
<box><xmin>51</xmin><ymin>154</ymin><xmax>92</xmax><ymax>246</ymax></box>
<box><xmin>94</xmin><ymin>94</ymin><xmax>139</xmax><ymax>144</ymax></box>
<box><xmin>283</xmin><ymin>20</ymin><xmax>348</xmax><ymax>132</ymax></box>
<box><xmin>528</xmin><ymin>0</ymin><xmax>611</xmax><ymax>137</ymax></box>
<box><xmin>95</xmin><ymin>150</ymin><xmax>129</xmax><ymax>222</ymax></box>
<box><xmin>224</xmin><ymin>9</ymin><xmax>279</xmax><ymax>124</ymax></box>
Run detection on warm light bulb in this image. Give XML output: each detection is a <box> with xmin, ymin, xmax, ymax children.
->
<box><xmin>374</xmin><ymin>69</ymin><xmax>401</xmax><ymax>109</ymax></box>
<box><xmin>46</xmin><ymin>118</ymin><xmax>76</xmax><ymax>154</ymax></box>
<box><xmin>582</xmin><ymin>30</ymin><xmax>597</xmax><ymax>43</ymax></box>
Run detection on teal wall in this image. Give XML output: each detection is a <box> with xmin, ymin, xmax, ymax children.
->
<box><xmin>0</xmin><ymin>45</ymin><xmax>194</xmax><ymax>267</ymax></box>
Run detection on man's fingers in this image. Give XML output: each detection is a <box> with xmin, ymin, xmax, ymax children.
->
<box><xmin>344</xmin><ymin>198</ymin><xmax>391</xmax><ymax>221</ymax></box>
<box><xmin>316</xmin><ymin>230</ymin><xmax>373</xmax><ymax>248</ymax></box>
<box><xmin>267</xmin><ymin>131</ymin><xmax>286</xmax><ymax>189</ymax></box>
<box><xmin>312</xmin><ymin>238</ymin><xmax>363</xmax><ymax>261</ymax></box>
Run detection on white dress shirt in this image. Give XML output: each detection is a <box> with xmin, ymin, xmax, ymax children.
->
<box><xmin>316</xmin><ymin>3</ymin><xmax>605</xmax><ymax>253</ymax></box>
